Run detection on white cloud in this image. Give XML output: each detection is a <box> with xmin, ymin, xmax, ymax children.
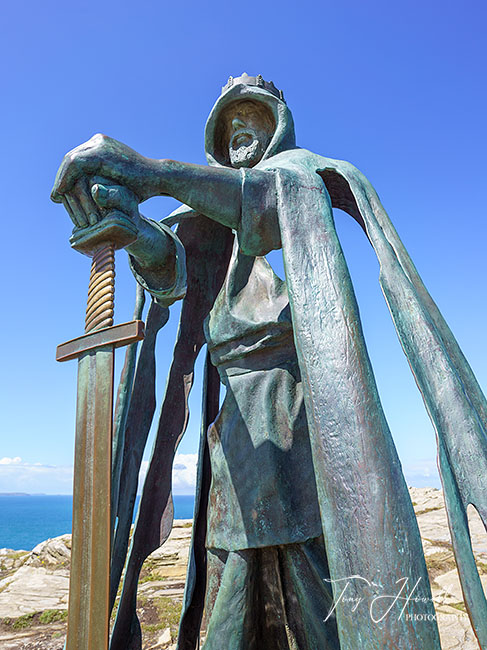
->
<box><xmin>0</xmin><ymin>452</ymin><xmax>198</xmax><ymax>496</ymax></box>
<box><xmin>137</xmin><ymin>453</ymin><xmax>197</xmax><ymax>496</ymax></box>
<box><xmin>171</xmin><ymin>453</ymin><xmax>198</xmax><ymax>495</ymax></box>
<box><xmin>403</xmin><ymin>458</ymin><xmax>441</xmax><ymax>488</ymax></box>
<box><xmin>0</xmin><ymin>459</ymin><xmax>73</xmax><ymax>494</ymax></box>
<box><xmin>0</xmin><ymin>452</ymin><xmax>440</xmax><ymax>495</ymax></box>
<box><xmin>2</xmin><ymin>450</ymin><xmax>439</xmax><ymax>500</ymax></box>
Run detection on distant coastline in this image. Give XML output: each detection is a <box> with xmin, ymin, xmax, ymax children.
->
<box><xmin>0</xmin><ymin>493</ymin><xmax>70</xmax><ymax>497</ymax></box>
<box><xmin>1</xmin><ymin>493</ymin><xmax>196</xmax><ymax>551</ymax></box>
<box><xmin>0</xmin><ymin>492</ymin><xmax>194</xmax><ymax>497</ymax></box>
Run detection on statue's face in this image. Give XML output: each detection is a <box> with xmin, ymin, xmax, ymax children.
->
<box><xmin>224</xmin><ymin>100</ymin><xmax>274</xmax><ymax>168</ymax></box>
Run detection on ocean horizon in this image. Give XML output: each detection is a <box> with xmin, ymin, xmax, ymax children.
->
<box><xmin>0</xmin><ymin>493</ymin><xmax>196</xmax><ymax>551</ymax></box>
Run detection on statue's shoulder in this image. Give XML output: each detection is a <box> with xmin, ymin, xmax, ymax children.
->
<box><xmin>263</xmin><ymin>150</ymin><xmax>379</xmax><ymax>217</ymax></box>
<box><xmin>263</xmin><ymin>148</ymin><xmax>362</xmax><ymax>179</ymax></box>
<box><xmin>263</xmin><ymin>147</ymin><xmax>324</xmax><ymax>169</ymax></box>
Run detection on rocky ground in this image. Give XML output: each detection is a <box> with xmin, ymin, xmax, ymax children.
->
<box><xmin>0</xmin><ymin>489</ymin><xmax>485</xmax><ymax>649</ymax></box>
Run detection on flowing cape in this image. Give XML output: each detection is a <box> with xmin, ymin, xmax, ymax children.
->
<box><xmin>271</xmin><ymin>148</ymin><xmax>487</xmax><ymax>649</ymax></box>
<box><xmin>317</xmin><ymin>153</ymin><xmax>487</xmax><ymax>648</ymax></box>
<box><xmin>111</xmin><ymin>149</ymin><xmax>487</xmax><ymax>650</ymax></box>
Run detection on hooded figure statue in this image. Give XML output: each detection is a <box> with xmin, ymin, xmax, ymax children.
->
<box><xmin>51</xmin><ymin>74</ymin><xmax>487</xmax><ymax>650</ymax></box>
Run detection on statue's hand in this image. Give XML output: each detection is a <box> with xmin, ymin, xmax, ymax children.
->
<box><xmin>56</xmin><ymin>174</ymin><xmax>144</xmax><ymax>231</ymax></box>
<box><xmin>92</xmin><ymin>183</ymin><xmax>174</xmax><ymax>271</ymax></box>
<box><xmin>50</xmin><ymin>134</ymin><xmax>157</xmax><ymax>211</ymax></box>
<box><xmin>91</xmin><ymin>182</ymin><xmax>141</xmax><ymax>225</ymax></box>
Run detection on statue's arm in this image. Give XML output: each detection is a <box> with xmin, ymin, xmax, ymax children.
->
<box><xmin>127</xmin><ymin>218</ymin><xmax>187</xmax><ymax>307</ymax></box>
<box><xmin>146</xmin><ymin>161</ymin><xmax>278</xmax><ymax>235</ymax></box>
<box><xmin>51</xmin><ymin>134</ymin><xmax>277</xmax><ymax>233</ymax></box>
<box><xmin>89</xmin><ymin>182</ymin><xmax>187</xmax><ymax>307</ymax></box>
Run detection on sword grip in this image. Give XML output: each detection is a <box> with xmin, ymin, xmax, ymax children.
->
<box><xmin>85</xmin><ymin>243</ymin><xmax>115</xmax><ymax>333</ymax></box>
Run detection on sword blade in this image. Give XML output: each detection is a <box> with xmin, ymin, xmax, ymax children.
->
<box><xmin>66</xmin><ymin>346</ymin><xmax>114</xmax><ymax>650</ymax></box>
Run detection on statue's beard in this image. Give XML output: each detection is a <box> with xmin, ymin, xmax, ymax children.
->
<box><xmin>229</xmin><ymin>138</ymin><xmax>265</xmax><ymax>168</ymax></box>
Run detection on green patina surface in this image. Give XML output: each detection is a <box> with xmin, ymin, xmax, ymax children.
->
<box><xmin>52</xmin><ymin>74</ymin><xmax>487</xmax><ymax>650</ymax></box>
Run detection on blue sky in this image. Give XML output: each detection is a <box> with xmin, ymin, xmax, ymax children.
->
<box><xmin>1</xmin><ymin>0</ymin><xmax>486</xmax><ymax>493</ymax></box>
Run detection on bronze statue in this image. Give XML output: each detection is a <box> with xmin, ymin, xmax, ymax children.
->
<box><xmin>52</xmin><ymin>74</ymin><xmax>487</xmax><ymax>650</ymax></box>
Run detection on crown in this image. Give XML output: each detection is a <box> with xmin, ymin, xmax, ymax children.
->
<box><xmin>222</xmin><ymin>72</ymin><xmax>285</xmax><ymax>102</ymax></box>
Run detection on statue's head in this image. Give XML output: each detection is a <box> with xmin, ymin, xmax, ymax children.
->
<box><xmin>205</xmin><ymin>73</ymin><xmax>296</xmax><ymax>168</ymax></box>
<box><xmin>222</xmin><ymin>99</ymin><xmax>275</xmax><ymax>168</ymax></box>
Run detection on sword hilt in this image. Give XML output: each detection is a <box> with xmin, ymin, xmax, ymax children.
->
<box><xmin>57</xmin><ymin>209</ymin><xmax>145</xmax><ymax>361</ymax></box>
<box><xmin>68</xmin><ymin>205</ymin><xmax>138</xmax><ymax>332</ymax></box>
<box><xmin>85</xmin><ymin>244</ymin><xmax>115</xmax><ymax>333</ymax></box>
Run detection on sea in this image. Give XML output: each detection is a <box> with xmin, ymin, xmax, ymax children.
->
<box><xmin>0</xmin><ymin>494</ymin><xmax>196</xmax><ymax>551</ymax></box>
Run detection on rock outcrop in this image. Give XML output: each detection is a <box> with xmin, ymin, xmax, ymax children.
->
<box><xmin>410</xmin><ymin>487</ymin><xmax>486</xmax><ymax>650</ymax></box>
<box><xmin>0</xmin><ymin>493</ymin><xmax>485</xmax><ymax>649</ymax></box>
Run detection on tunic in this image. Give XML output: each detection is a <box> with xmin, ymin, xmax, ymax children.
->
<box><xmin>204</xmin><ymin>238</ymin><xmax>322</xmax><ymax>550</ymax></box>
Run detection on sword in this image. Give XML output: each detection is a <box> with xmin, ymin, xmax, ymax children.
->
<box><xmin>56</xmin><ymin>209</ymin><xmax>145</xmax><ymax>650</ymax></box>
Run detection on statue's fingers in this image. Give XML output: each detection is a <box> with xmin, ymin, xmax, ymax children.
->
<box><xmin>51</xmin><ymin>187</ymin><xmax>63</xmax><ymax>203</ymax></box>
<box><xmin>91</xmin><ymin>183</ymin><xmax>110</xmax><ymax>208</ymax></box>
<box><xmin>62</xmin><ymin>197</ymin><xmax>82</xmax><ymax>228</ymax></box>
<box><xmin>74</xmin><ymin>178</ymin><xmax>101</xmax><ymax>226</ymax></box>
<box><xmin>92</xmin><ymin>183</ymin><xmax>133</xmax><ymax>213</ymax></box>
<box><xmin>65</xmin><ymin>193</ymin><xmax>89</xmax><ymax>228</ymax></box>
<box><xmin>51</xmin><ymin>167</ymin><xmax>66</xmax><ymax>202</ymax></box>
<box><xmin>51</xmin><ymin>153</ymin><xmax>83</xmax><ymax>201</ymax></box>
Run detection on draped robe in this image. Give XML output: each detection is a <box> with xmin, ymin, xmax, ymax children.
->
<box><xmin>109</xmin><ymin>83</ymin><xmax>487</xmax><ymax>650</ymax></box>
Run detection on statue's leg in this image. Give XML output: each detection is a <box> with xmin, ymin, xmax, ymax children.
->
<box><xmin>201</xmin><ymin>547</ymin><xmax>226</xmax><ymax>631</ymax></box>
<box><xmin>275</xmin><ymin>535</ymin><xmax>341</xmax><ymax>650</ymax></box>
<box><xmin>202</xmin><ymin>548</ymin><xmax>258</xmax><ymax>650</ymax></box>
<box><xmin>258</xmin><ymin>547</ymin><xmax>300</xmax><ymax>648</ymax></box>
<box><xmin>202</xmin><ymin>538</ymin><xmax>340</xmax><ymax>650</ymax></box>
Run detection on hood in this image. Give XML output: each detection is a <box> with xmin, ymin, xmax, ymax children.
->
<box><xmin>204</xmin><ymin>82</ymin><xmax>296</xmax><ymax>167</ymax></box>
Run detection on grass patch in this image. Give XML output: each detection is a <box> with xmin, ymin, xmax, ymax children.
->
<box><xmin>144</xmin><ymin>622</ymin><xmax>169</xmax><ymax>633</ymax></box>
<box><xmin>110</xmin><ymin>597</ymin><xmax>121</xmax><ymax>623</ymax></box>
<box><xmin>139</xmin><ymin>570</ymin><xmax>162</xmax><ymax>584</ymax></box>
<box><xmin>476</xmin><ymin>561</ymin><xmax>487</xmax><ymax>575</ymax></box>
<box><xmin>425</xmin><ymin>551</ymin><xmax>457</xmax><ymax>579</ymax></box>
<box><xmin>155</xmin><ymin>596</ymin><xmax>181</xmax><ymax>632</ymax></box>
<box><xmin>39</xmin><ymin>609</ymin><xmax>68</xmax><ymax>625</ymax></box>
<box><xmin>450</xmin><ymin>601</ymin><xmax>467</xmax><ymax>612</ymax></box>
<box><xmin>139</xmin><ymin>596</ymin><xmax>182</xmax><ymax>637</ymax></box>
<box><xmin>0</xmin><ymin>551</ymin><xmax>28</xmax><ymax>577</ymax></box>
<box><xmin>1</xmin><ymin>609</ymin><xmax>68</xmax><ymax>630</ymax></box>
<box><xmin>434</xmin><ymin>539</ymin><xmax>453</xmax><ymax>548</ymax></box>
<box><xmin>10</xmin><ymin>613</ymin><xmax>36</xmax><ymax>629</ymax></box>
<box><xmin>139</xmin><ymin>558</ymin><xmax>173</xmax><ymax>584</ymax></box>
<box><xmin>416</xmin><ymin>506</ymin><xmax>443</xmax><ymax>516</ymax></box>
<box><xmin>424</xmin><ymin>538</ymin><xmax>452</xmax><ymax>550</ymax></box>
<box><xmin>11</xmin><ymin>551</ymin><xmax>29</xmax><ymax>561</ymax></box>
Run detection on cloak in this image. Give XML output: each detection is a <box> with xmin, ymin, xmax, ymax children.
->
<box><xmin>109</xmin><ymin>82</ymin><xmax>487</xmax><ymax>650</ymax></box>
